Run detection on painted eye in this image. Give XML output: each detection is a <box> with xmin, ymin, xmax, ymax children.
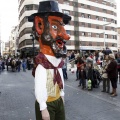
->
<box><xmin>52</xmin><ymin>25</ymin><xmax>57</xmax><ymax>30</ymax></box>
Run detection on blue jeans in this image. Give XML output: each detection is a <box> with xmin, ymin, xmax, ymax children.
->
<box><xmin>76</xmin><ymin>69</ymin><xmax>79</xmax><ymax>80</ymax></box>
<box><xmin>18</xmin><ymin>65</ymin><xmax>20</xmax><ymax>72</ymax></box>
<box><xmin>62</xmin><ymin>68</ymin><xmax>68</xmax><ymax>79</ymax></box>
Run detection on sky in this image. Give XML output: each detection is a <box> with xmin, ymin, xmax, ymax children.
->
<box><xmin>0</xmin><ymin>0</ymin><xmax>120</xmax><ymax>42</ymax></box>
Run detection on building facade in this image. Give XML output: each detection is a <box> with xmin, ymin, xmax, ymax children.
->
<box><xmin>9</xmin><ymin>26</ymin><xmax>19</xmax><ymax>56</ymax></box>
<box><xmin>117</xmin><ymin>27</ymin><xmax>120</xmax><ymax>50</ymax></box>
<box><xmin>18</xmin><ymin>0</ymin><xmax>117</xmax><ymax>56</ymax></box>
<box><xmin>18</xmin><ymin>0</ymin><xmax>40</xmax><ymax>57</ymax></box>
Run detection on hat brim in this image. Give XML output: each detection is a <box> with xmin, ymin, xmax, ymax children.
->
<box><xmin>28</xmin><ymin>12</ymin><xmax>71</xmax><ymax>24</ymax></box>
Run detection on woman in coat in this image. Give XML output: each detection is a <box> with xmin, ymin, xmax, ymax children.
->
<box><xmin>106</xmin><ymin>54</ymin><xmax>118</xmax><ymax>97</ymax></box>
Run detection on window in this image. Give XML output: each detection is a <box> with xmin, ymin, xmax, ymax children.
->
<box><xmin>96</xmin><ymin>7</ymin><xmax>99</xmax><ymax>12</ymax></box>
<box><xmin>105</xmin><ymin>34</ymin><xmax>108</xmax><ymax>38</ymax></box>
<box><xmin>66</xmin><ymin>30</ymin><xmax>71</xmax><ymax>35</ymax></box>
<box><xmin>105</xmin><ymin>43</ymin><xmax>108</xmax><ymax>47</ymax></box>
<box><xmin>74</xmin><ymin>12</ymin><xmax>78</xmax><ymax>17</ymax></box>
<box><xmin>105</xmin><ymin>27</ymin><xmax>107</xmax><ymax>30</ymax></box>
<box><xmin>88</xmin><ymin>14</ymin><xmax>91</xmax><ymax>19</ymax></box>
<box><xmin>96</xmin><ymin>33</ymin><xmax>100</xmax><ymax>38</ymax></box>
<box><xmin>81</xmin><ymin>41</ymin><xmax>85</xmax><ymax>46</ymax></box>
<box><xmin>97</xmin><ymin>42</ymin><xmax>100</xmax><ymax>46</ymax></box>
<box><xmin>102</xmin><ymin>1</ymin><xmax>106</xmax><ymax>5</ymax></box>
<box><xmin>82</xmin><ymin>32</ymin><xmax>85</xmax><ymax>36</ymax></box>
<box><xmin>25</xmin><ymin>5</ymin><xmax>33</xmax><ymax>10</ymax></box>
<box><xmin>64</xmin><ymin>1</ymin><xmax>69</xmax><ymax>5</ymax></box>
<box><xmin>81</xmin><ymin>4</ymin><xmax>84</xmax><ymax>8</ymax></box>
<box><xmin>88</xmin><ymin>32</ymin><xmax>92</xmax><ymax>37</ymax></box>
<box><xmin>63</xmin><ymin>10</ymin><xmax>70</xmax><ymax>15</ymax></box>
<box><xmin>89</xmin><ymin>42</ymin><xmax>92</xmax><ymax>46</ymax></box>
<box><xmin>81</xmin><ymin>22</ymin><xmax>85</xmax><ymax>27</ymax></box>
<box><xmin>111</xmin><ymin>27</ymin><xmax>114</xmax><ymax>31</ymax></box>
<box><xmin>112</xmin><ymin>43</ymin><xmax>117</xmax><ymax>47</ymax></box>
<box><xmin>103</xmin><ymin>9</ymin><xmax>107</xmax><ymax>13</ymax></box>
<box><xmin>81</xmin><ymin>13</ymin><xmax>85</xmax><ymax>18</ymax></box>
<box><xmin>96</xmin><ymin>25</ymin><xmax>99</xmax><ymax>29</ymax></box>
<box><xmin>34</xmin><ymin>4</ymin><xmax>39</xmax><ymax>10</ymax></box>
<box><xmin>87</xmin><ymin>5</ymin><xmax>90</xmax><ymax>9</ymax></box>
<box><xmin>103</xmin><ymin>17</ymin><xmax>107</xmax><ymax>22</ymax></box>
<box><xmin>111</xmin><ymin>19</ymin><xmax>113</xmax><ymax>22</ymax></box>
<box><xmin>88</xmin><ymin>23</ymin><xmax>91</xmax><ymax>28</ymax></box>
<box><xmin>73</xmin><ymin>2</ymin><xmax>78</xmax><ymax>7</ymax></box>
<box><xmin>111</xmin><ymin>35</ymin><xmax>114</xmax><ymax>39</ymax></box>
<box><xmin>115</xmin><ymin>35</ymin><xmax>117</xmax><ymax>40</ymax></box>
<box><xmin>111</xmin><ymin>11</ymin><xmax>113</xmax><ymax>15</ymax></box>
<box><xmin>96</xmin><ymin>16</ymin><xmax>99</xmax><ymax>20</ymax></box>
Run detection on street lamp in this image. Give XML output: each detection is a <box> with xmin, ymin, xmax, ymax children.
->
<box><xmin>103</xmin><ymin>22</ymin><xmax>111</xmax><ymax>49</ymax></box>
<box><xmin>30</xmin><ymin>34</ymin><xmax>35</xmax><ymax>57</ymax></box>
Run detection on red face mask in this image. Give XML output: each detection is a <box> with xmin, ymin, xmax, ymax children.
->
<box><xmin>35</xmin><ymin>15</ymin><xmax>70</xmax><ymax>58</ymax></box>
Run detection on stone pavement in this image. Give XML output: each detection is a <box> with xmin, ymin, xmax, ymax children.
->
<box><xmin>0</xmin><ymin>69</ymin><xmax>120</xmax><ymax>120</ymax></box>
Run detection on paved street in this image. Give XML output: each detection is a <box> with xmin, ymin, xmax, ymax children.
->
<box><xmin>0</xmin><ymin>69</ymin><xmax>120</xmax><ymax>120</ymax></box>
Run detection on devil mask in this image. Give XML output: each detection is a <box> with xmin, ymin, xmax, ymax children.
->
<box><xmin>28</xmin><ymin>0</ymin><xmax>71</xmax><ymax>58</ymax></box>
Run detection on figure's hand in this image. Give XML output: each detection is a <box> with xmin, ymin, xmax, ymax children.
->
<box><xmin>41</xmin><ymin>108</ymin><xmax>50</xmax><ymax>120</ymax></box>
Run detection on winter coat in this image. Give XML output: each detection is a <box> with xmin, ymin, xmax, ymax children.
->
<box><xmin>106</xmin><ymin>60</ymin><xmax>118</xmax><ymax>79</ymax></box>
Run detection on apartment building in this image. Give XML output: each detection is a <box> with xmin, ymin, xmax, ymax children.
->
<box><xmin>18</xmin><ymin>0</ymin><xmax>117</xmax><ymax>57</ymax></box>
<box><xmin>117</xmin><ymin>27</ymin><xmax>120</xmax><ymax>50</ymax></box>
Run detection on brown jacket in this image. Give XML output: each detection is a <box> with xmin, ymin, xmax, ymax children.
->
<box><xmin>106</xmin><ymin>60</ymin><xmax>118</xmax><ymax>79</ymax></box>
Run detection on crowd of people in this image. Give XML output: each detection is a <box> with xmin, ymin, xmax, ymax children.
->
<box><xmin>65</xmin><ymin>48</ymin><xmax>120</xmax><ymax>97</ymax></box>
<box><xmin>0</xmin><ymin>57</ymin><xmax>34</xmax><ymax>73</ymax></box>
<box><xmin>0</xmin><ymin>48</ymin><xmax>120</xmax><ymax>97</ymax></box>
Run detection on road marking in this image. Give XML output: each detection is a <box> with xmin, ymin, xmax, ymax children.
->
<box><xmin>65</xmin><ymin>84</ymin><xmax>120</xmax><ymax>108</ymax></box>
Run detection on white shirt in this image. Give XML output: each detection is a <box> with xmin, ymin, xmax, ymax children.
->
<box><xmin>35</xmin><ymin>54</ymin><xmax>64</xmax><ymax>111</ymax></box>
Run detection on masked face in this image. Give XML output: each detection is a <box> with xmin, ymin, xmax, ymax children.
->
<box><xmin>35</xmin><ymin>15</ymin><xmax>70</xmax><ymax>58</ymax></box>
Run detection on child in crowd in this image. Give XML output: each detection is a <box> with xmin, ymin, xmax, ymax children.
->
<box><xmin>78</xmin><ymin>64</ymin><xmax>86</xmax><ymax>89</ymax></box>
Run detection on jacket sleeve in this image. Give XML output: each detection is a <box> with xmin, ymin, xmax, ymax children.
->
<box><xmin>35</xmin><ymin>64</ymin><xmax>48</xmax><ymax>111</ymax></box>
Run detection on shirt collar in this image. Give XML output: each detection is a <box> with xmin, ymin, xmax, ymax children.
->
<box><xmin>45</xmin><ymin>54</ymin><xmax>62</xmax><ymax>67</ymax></box>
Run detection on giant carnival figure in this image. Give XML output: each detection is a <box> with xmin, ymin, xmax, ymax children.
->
<box><xmin>28</xmin><ymin>0</ymin><xmax>71</xmax><ymax>120</ymax></box>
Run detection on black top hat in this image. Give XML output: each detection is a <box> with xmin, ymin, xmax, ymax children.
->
<box><xmin>28</xmin><ymin>0</ymin><xmax>71</xmax><ymax>24</ymax></box>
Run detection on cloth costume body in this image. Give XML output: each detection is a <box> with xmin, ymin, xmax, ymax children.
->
<box><xmin>28</xmin><ymin>0</ymin><xmax>71</xmax><ymax>119</ymax></box>
<box><xmin>34</xmin><ymin>53</ymin><xmax>65</xmax><ymax>120</ymax></box>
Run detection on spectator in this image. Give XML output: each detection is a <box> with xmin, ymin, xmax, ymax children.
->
<box><xmin>106</xmin><ymin>54</ymin><xmax>118</xmax><ymax>97</ymax></box>
<box><xmin>78</xmin><ymin>64</ymin><xmax>86</xmax><ymax>89</ymax></box>
<box><xmin>76</xmin><ymin>57</ymin><xmax>84</xmax><ymax>81</ymax></box>
<box><xmin>17</xmin><ymin>59</ymin><xmax>21</xmax><ymax>72</ymax></box>
<box><xmin>62</xmin><ymin>58</ymin><xmax>68</xmax><ymax>80</ymax></box>
<box><xmin>22</xmin><ymin>59</ymin><xmax>26</xmax><ymax>72</ymax></box>
<box><xmin>27</xmin><ymin>57</ymin><xmax>31</xmax><ymax>70</ymax></box>
<box><xmin>101</xmin><ymin>55</ymin><xmax>110</xmax><ymax>93</ymax></box>
<box><xmin>116</xmin><ymin>54</ymin><xmax>120</xmax><ymax>83</ymax></box>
